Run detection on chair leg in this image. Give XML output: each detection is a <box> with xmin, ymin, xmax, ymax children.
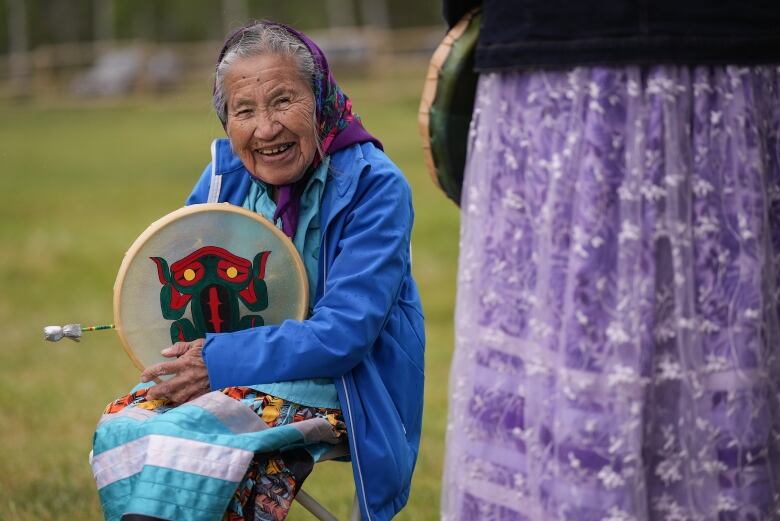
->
<box><xmin>295</xmin><ymin>488</ymin><xmax>339</xmax><ymax>521</ymax></box>
<box><xmin>348</xmin><ymin>492</ymin><xmax>361</xmax><ymax>521</ymax></box>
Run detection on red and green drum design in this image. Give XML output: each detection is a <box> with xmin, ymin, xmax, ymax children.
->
<box><xmin>150</xmin><ymin>246</ymin><xmax>271</xmax><ymax>342</ymax></box>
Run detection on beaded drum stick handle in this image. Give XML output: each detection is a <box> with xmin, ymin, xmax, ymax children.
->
<box><xmin>43</xmin><ymin>323</ymin><xmax>115</xmax><ymax>342</ymax></box>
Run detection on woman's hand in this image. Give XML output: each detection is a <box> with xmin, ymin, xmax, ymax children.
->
<box><xmin>141</xmin><ymin>338</ymin><xmax>211</xmax><ymax>405</ymax></box>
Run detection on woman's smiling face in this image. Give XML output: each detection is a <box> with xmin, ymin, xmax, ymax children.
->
<box><xmin>224</xmin><ymin>53</ymin><xmax>317</xmax><ymax>186</ymax></box>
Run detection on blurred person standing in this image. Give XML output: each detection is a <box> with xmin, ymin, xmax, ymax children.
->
<box><xmin>440</xmin><ymin>1</ymin><xmax>780</xmax><ymax>519</ymax></box>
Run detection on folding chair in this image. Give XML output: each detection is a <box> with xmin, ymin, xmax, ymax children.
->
<box><xmin>294</xmin><ymin>441</ymin><xmax>361</xmax><ymax>521</ymax></box>
<box><xmin>296</xmin><ymin>490</ymin><xmax>361</xmax><ymax>521</ymax></box>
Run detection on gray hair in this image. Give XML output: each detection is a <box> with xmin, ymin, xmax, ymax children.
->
<box><xmin>213</xmin><ymin>23</ymin><xmax>317</xmax><ymax>126</ymax></box>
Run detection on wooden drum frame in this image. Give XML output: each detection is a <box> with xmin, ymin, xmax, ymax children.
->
<box><xmin>113</xmin><ymin>203</ymin><xmax>308</xmax><ymax>372</ymax></box>
<box><xmin>418</xmin><ymin>9</ymin><xmax>481</xmax><ymax>206</ymax></box>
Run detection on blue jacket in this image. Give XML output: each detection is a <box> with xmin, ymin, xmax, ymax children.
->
<box><xmin>186</xmin><ymin>139</ymin><xmax>425</xmax><ymax>521</ymax></box>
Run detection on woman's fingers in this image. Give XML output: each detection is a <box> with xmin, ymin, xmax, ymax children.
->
<box><xmin>161</xmin><ymin>341</ymin><xmax>191</xmax><ymax>358</ymax></box>
<box><xmin>140</xmin><ymin>360</ymin><xmax>179</xmax><ymax>382</ymax></box>
<box><xmin>139</xmin><ymin>341</ymin><xmax>210</xmax><ymax>404</ymax></box>
<box><xmin>146</xmin><ymin>371</ymin><xmax>209</xmax><ymax>404</ymax></box>
<box><xmin>161</xmin><ymin>338</ymin><xmax>205</xmax><ymax>357</ymax></box>
<box><xmin>145</xmin><ymin>380</ymin><xmax>170</xmax><ymax>401</ymax></box>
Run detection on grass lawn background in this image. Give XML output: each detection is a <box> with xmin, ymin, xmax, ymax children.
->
<box><xmin>0</xmin><ymin>60</ymin><xmax>460</xmax><ymax>520</ymax></box>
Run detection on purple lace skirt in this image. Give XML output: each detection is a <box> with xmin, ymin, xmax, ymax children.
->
<box><xmin>443</xmin><ymin>66</ymin><xmax>780</xmax><ymax>520</ymax></box>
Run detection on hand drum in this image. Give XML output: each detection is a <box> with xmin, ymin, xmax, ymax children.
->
<box><xmin>113</xmin><ymin>203</ymin><xmax>308</xmax><ymax>371</ymax></box>
<box><xmin>418</xmin><ymin>8</ymin><xmax>480</xmax><ymax>206</ymax></box>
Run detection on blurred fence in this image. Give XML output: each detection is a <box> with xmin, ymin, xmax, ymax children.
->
<box><xmin>0</xmin><ymin>25</ymin><xmax>443</xmax><ymax>99</ymax></box>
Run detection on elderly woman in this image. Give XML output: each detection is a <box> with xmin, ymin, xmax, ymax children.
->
<box><xmin>91</xmin><ymin>21</ymin><xmax>424</xmax><ymax>521</ymax></box>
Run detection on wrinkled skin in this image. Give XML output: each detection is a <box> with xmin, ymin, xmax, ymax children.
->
<box><xmin>141</xmin><ymin>339</ymin><xmax>210</xmax><ymax>405</ymax></box>
<box><xmin>224</xmin><ymin>52</ymin><xmax>318</xmax><ymax>187</ymax></box>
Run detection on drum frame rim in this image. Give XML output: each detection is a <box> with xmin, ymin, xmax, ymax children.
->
<box><xmin>418</xmin><ymin>8</ymin><xmax>480</xmax><ymax>199</ymax></box>
<box><xmin>113</xmin><ymin>202</ymin><xmax>309</xmax><ymax>373</ymax></box>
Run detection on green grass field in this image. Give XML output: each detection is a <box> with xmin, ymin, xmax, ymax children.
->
<box><xmin>0</xmin><ymin>60</ymin><xmax>460</xmax><ymax>520</ymax></box>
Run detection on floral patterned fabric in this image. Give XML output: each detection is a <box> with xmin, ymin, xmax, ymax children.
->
<box><xmin>220</xmin><ymin>387</ymin><xmax>345</xmax><ymax>521</ymax></box>
<box><xmin>443</xmin><ymin>66</ymin><xmax>780</xmax><ymax>521</ymax></box>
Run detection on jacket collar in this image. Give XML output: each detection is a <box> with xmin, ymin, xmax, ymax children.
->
<box><xmin>320</xmin><ymin>142</ymin><xmax>368</xmax><ymax>225</ymax></box>
<box><xmin>211</xmin><ymin>137</ymin><xmax>369</xmax><ymax>231</ymax></box>
<box><xmin>213</xmin><ymin>139</ymin><xmax>245</xmax><ymax>176</ymax></box>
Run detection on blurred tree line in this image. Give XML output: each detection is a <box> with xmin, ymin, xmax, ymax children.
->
<box><xmin>0</xmin><ymin>0</ymin><xmax>443</xmax><ymax>55</ymax></box>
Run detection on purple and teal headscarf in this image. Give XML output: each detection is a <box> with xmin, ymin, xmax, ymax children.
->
<box><xmin>216</xmin><ymin>20</ymin><xmax>382</xmax><ymax>238</ymax></box>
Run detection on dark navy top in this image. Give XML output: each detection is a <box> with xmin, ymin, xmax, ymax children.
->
<box><xmin>444</xmin><ymin>0</ymin><xmax>780</xmax><ymax>70</ymax></box>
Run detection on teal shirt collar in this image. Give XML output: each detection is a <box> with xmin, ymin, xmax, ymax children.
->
<box><xmin>242</xmin><ymin>157</ymin><xmax>330</xmax><ymax>306</ymax></box>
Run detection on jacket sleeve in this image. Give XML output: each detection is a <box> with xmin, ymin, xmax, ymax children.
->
<box><xmin>185</xmin><ymin>163</ymin><xmax>212</xmax><ymax>205</ymax></box>
<box><xmin>202</xmin><ymin>159</ymin><xmax>414</xmax><ymax>389</ymax></box>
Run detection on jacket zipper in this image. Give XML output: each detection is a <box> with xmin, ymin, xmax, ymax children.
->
<box><xmin>207</xmin><ymin>139</ymin><xmax>222</xmax><ymax>203</ymax></box>
<box><xmin>340</xmin><ymin>375</ymin><xmax>370</xmax><ymax>520</ymax></box>
<box><xmin>322</xmin><ymin>232</ymin><xmax>371</xmax><ymax>521</ymax></box>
